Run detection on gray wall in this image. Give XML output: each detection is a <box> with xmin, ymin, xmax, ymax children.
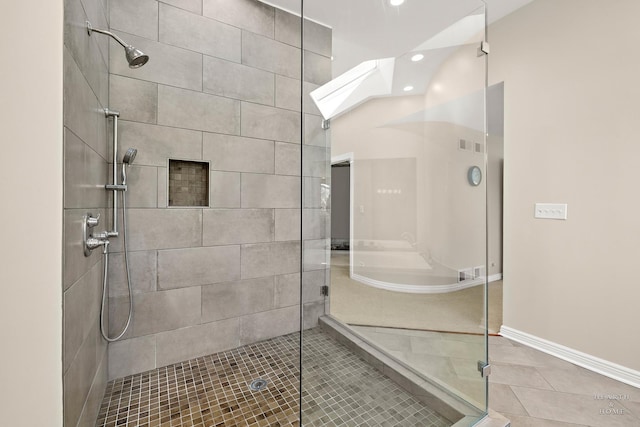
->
<box><xmin>106</xmin><ymin>0</ymin><xmax>331</xmax><ymax>380</ymax></box>
<box><xmin>62</xmin><ymin>0</ymin><xmax>110</xmax><ymax>426</ymax></box>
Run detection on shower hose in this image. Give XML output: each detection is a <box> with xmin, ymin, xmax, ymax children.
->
<box><xmin>99</xmin><ymin>190</ymin><xmax>134</xmax><ymax>342</ymax></box>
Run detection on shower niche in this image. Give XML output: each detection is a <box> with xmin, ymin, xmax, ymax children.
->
<box><xmin>167</xmin><ymin>159</ymin><xmax>210</xmax><ymax>207</ymax></box>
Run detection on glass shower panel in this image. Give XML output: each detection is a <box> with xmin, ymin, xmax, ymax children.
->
<box><xmin>302</xmin><ymin>0</ymin><xmax>489</xmax><ymax>424</ymax></box>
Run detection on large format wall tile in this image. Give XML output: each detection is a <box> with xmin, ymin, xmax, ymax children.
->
<box><xmin>110</xmin><ymin>0</ymin><xmax>159</xmax><ymax>41</ymax></box>
<box><xmin>203</xmin><ymin>209</ymin><xmax>273</xmax><ymax>245</ymax></box>
<box><xmin>241</xmin><ymin>102</ymin><xmax>301</xmax><ymax>144</ymax></box>
<box><xmin>275</xmin><ymin>75</ymin><xmax>301</xmax><ymax>112</ymax></box>
<box><xmin>118</xmin><ymin>121</ymin><xmax>202</xmax><ymax>167</ymax></box>
<box><xmin>156</xmin><ymin>318</ymin><xmax>240</xmax><ymax>367</ymax></box>
<box><xmin>158</xmin><ymin>168</ymin><xmax>168</xmax><ymax>207</ymax></box>
<box><xmin>202</xmin><ymin>277</ymin><xmax>275</xmax><ymax>322</ymax></box>
<box><xmin>157</xmin><ymin>246</ymin><xmax>241</xmax><ymax>289</ymax></box>
<box><xmin>274</xmin><ymin>273</ymin><xmax>300</xmax><ymax>308</ymax></box>
<box><xmin>241</xmin><ymin>241</ymin><xmax>300</xmax><ymax>279</ymax></box>
<box><xmin>158</xmin><ymin>85</ymin><xmax>240</xmax><ymax>134</ymax></box>
<box><xmin>203</xmin><ymin>0</ymin><xmax>275</xmax><ymax>38</ymax></box>
<box><xmin>210</xmin><ymin>171</ymin><xmax>241</xmax><ymax>207</ymax></box>
<box><xmin>304</xmin><ymin>114</ymin><xmax>326</xmax><ymax>147</ymax></box>
<box><xmin>110</xmin><ymin>31</ymin><xmax>203</xmax><ymax>91</ymax></box>
<box><xmin>303</xmin><ymin>81</ymin><xmax>322</xmax><ymax>116</ymax></box>
<box><xmin>65</xmin><ymin>0</ymin><xmax>109</xmax><ymax>106</ymax></box>
<box><xmin>302</xmin><ymin>269</ymin><xmax>325</xmax><ymax>304</ymax></box>
<box><xmin>275</xmin><ymin>141</ymin><xmax>301</xmax><ymax>176</ymax></box>
<box><xmin>303</xmin><ymin>300</ymin><xmax>325</xmax><ymax>329</ymax></box>
<box><xmin>276</xmin><ymin>13</ymin><xmax>331</xmax><ymax>57</ymax></box>
<box><xmin>80</xmin><ymin>0</ymin><xmax>110</xmax><ymax>62</ymax></box>
<box><xmin>76</xmin><ymin>351</ymin><xmax>107</xmax><ymax>427</ymax></box>
<box><xmin>108</xmin><ymin>335</ymin><xmax>156</xmax><ymax>380</ymax></box>
<box><xmin>203</xmin><ymin>133</ymin><xmax>274</xmax><ymax>174</ymax></box>
<box><xmin>303</xmin><ymin>145</ymin><xmax>330</xmax><ymax>177</ymax></box>
<box><xmin>108</xmin><ymin>250</ymin><xmax>157</xmax><ymax>297</ymax></box>
<box><xmin>241</xmin><ymin>173</ymin><xmax>300</xmax><ymax>208</ymax></box>
<box><xmin>109</xmin><ymin>75</ymin><xmax>158</xmax><ymax>124</ymax></box>
<box><xmin>122</xmin><ymin>165</ymin><xmax>159</xmax><ymax>208</ymax></box>
<box><xmin>302</xmin><ymin>209</ymin><xmax>329</xmax><ymax>240</ymax></box>
<box><xmin>64</xmin><ymin>208</ymin><xmax>106</xmax><ymax>290</ymax></box>
<box><xmin>126</xmin><ymin>208</ymin><xmax>202</xmax><ymax>251</ymax></box>
<box><xmin>242</xmin><ymin>31</ymin><xmax>301</xmax><ymax>79</ymax></box>
<box><xmin>303</xmin><ymin>238</ymin><xmax>329</xmax><ymax>272</ymax></box>
<box><xmin>303</xmin><ymin>177</ymin><xmax>325</xmax><ymax>209</ymax></box>
<box><xmin>274</xmin><ymin>209</ymin><xmax>301</xmax><ymax>241</ymax></box>
<box><xmin>112</xmin><ymin>286</ymin><xmax>201</xmax><ymax>338</ymax></box>
<box><xmin>64</xmin><ymin>260</ymin><xmax>102</xmax><ymax>374</ymax></box>
<box><xmin>64</xmin><ymin>319</ymin><xmax>101</xmax><ymax>427</ymax></box>
<box><xmin>303</xmin><ymin>21</ymin><xmax>332</xmax><ymax>58</ymax></box>
<box><xmin>64</xmin><ymin>47</ymin><xmax>108</xmax><ymax>160</ymax></box>
<box><xmin>303</xmin><ymin>50</ymin><xmax>332</xmax><ymax>86</ymax></box>
<box><xmin>64</xmin><ymin>128</ymin><xmax>108</xmax><ymax>210</ymax></box>
<box><xmin>160</xmin><ymin>0</ymin><xmax>201</xmax><ymax>15</ymax></box>
<box><xmin>239</xmin><ymin>305</ymin><xmax>299</xmax><ymax>345</ymax></box>
<box><xmin>160</xmin><ymin>4</ymin><xmax>241</xmax><ymax>62</ymax></box>
<box><xmin>203</xmin><ymin>56</ymin><xmax>274</xmax><ymax>105</ymax></box>
<box><xmin>274</xmin><ymin>9</ymin><xmax>300</xmax><ymax>48</ymax></box>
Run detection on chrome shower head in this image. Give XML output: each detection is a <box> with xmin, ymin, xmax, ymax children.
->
<box><xmin>124</xmin><ymin>46</ymin><xmax>149</xmax><ymax>69</ymax></box>
<box><xmin>87</xmin><ymin>21</ymin><xmax>149</xmax><ymax>69</ymax></box>
<box><xmin>121</xmin><ymin>148</ymin><xmax>138</xmax><ymax>185</ymax></box>
<box><xmin>122</xmin><ymin>148</ymin><xmax>137</xmax><ymax>165</ymax></box>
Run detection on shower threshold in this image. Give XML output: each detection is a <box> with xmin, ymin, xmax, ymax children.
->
<box><xmin>96</xmin><ymin>327</ymin><xmax>452</xmax><ymax>427</ymax></box>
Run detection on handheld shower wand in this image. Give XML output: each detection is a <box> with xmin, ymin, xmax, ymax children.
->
<box><xmin>121</xmin><ymin>148</ymin><xmax>138</xmax><ymax>185</ymax></box>
<box><xmin>99</xmin><ymin>148</ymin><xmax>138</xmax><ymax>342</ymax></box>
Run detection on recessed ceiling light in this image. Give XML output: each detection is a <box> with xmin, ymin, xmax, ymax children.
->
<box><xmin>411</xmin><ymin>53</ymin><xmax>424</xmax><ymax>62</ymax></box>
<box><xmin>390</xmin><ymin>0</ymin><xmax>405</xmax><ymax>6</ymax></box>
<box><xmin>403</xmin><ymin>85</ymin><xmax>414</xmax><ymax>92</ymax></box>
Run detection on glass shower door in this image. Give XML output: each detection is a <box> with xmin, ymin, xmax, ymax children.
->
<box><xmin>301</xmin><ymin>0</ymin><xmax>489</xmax><ymax>425</ymax></box>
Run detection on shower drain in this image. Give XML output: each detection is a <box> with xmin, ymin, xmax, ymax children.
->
<box><xmin>249</xmin><ymin>378</ymin><xmax>268</xmax><ymax>391</ymax></box>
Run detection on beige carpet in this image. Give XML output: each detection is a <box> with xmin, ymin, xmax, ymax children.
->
<box><xmin>330</xmin><ymin>260</ymin><xmax>503</xmax><ymax>335</ymax></box>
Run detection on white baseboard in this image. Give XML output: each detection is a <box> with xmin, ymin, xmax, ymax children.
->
<box><xmin>351</xmin><ymin>273</ymin><xmax>502</xmax><ymax>294</ymax></box>
<box><xmin>500</xmin><ymin>326</ymin><xmax>640</xmax><ymax>389</ymax></box>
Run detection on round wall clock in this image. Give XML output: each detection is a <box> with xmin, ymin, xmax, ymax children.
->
<box><xmin>467</xmin><ymin>166</ymin><xmax>482</xmax><ymax>186</ymax></box>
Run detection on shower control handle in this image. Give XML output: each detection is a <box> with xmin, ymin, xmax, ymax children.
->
<box><xmin>83</xmin><ymin>213</ymin><xmax>110</xmax><ymax>257</ymax></box>
<box><xmin>86</xmin><ymin>237</ymin><xmax>109</xmax><ymax>251</ymax></box>
<box><xmin>87</xmin><ymin>213</ymin><xmax>100</xmax><ymax>228</ymax></box>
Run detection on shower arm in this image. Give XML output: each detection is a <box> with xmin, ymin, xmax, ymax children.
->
<box><xmin>86</xmin><ymin>22</ymin><xmax>129</xmax><ymax>49</ymax></box>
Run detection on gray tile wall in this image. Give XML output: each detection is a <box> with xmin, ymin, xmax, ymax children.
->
<box><xmin>105</xmin><ymin>0</ymin><xmax>332</xmax><ymax>380</ymax></box>
<box><xmin>63</xmin><ymin>0</ymin><xmax>110</xmax><ymax>426</ymax></box>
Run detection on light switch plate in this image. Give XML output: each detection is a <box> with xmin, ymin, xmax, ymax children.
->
<box><xmin>535</xmin><ymin>203</ymin><xmax>568</xmax><ymax>220</ymax></box>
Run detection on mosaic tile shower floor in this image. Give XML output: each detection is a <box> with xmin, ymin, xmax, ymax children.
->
<box><xmin>96</xmin><ymin>328</ymin><xmax>451</xmax><ymax>427</ymax></box>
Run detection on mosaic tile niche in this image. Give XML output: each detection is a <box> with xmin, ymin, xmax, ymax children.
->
<box><xmin>168</xmin><ymin>160</ymin><xmax>210</xmax><ymax>207</ymax></box>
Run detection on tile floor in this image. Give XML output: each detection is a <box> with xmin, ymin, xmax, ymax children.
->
<box><xmin>96</xmin><ymin>328</ymin><xmax>451</xmax><ymax>427</ymax></box>
<box><xmin>352</xmin><ymin>326</ymin><xmax>486</xmax><ymax>408</ymax></box>
<box><xmin>488</xmin><ymin>336</ymin><xmax>639</xmax><ymax>427</ymax></box>
<box><xmin>351</xmin><ymin>325</ymin><xmax>640</xmax><ymax>426</ymax></box>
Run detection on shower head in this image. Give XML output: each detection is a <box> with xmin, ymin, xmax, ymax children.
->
<box><xmin>87</xmin><ymin>21</ymin><xmax>149</xmax><ymax>69</ymax></box>
<box><xmin>124</xmin><ymin>46</ymin><xmax>149</xmax><ymax>69</ymax></box>
<box><xmin>122</xmin><ymin>148</ymin><xmax>137</xmax><ymax>165</ymax></box>
<box><xmin>121</xmin><ymin>148</ymin><xmax>138</xmax><ymax>185</ymax></box>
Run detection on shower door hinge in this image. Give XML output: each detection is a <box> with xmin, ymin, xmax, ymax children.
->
<box><xmin>477</xmin><ymin>361</ymin><xmax>491</xmax><ymax>378</ymax></box>
<box><xmin>321</xmin><ymin>285</ymin><xmax>329</xmax><ymax>296</ymax></box>
<box><xmin>478</xmin><ymin>41</ymin><xmax>490</xmax><ymax>56</ymax></box>
<box><xmin>321</xmin><ymin>119</ymin><xmax>331</xmax><ymax>130</ymax></box>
